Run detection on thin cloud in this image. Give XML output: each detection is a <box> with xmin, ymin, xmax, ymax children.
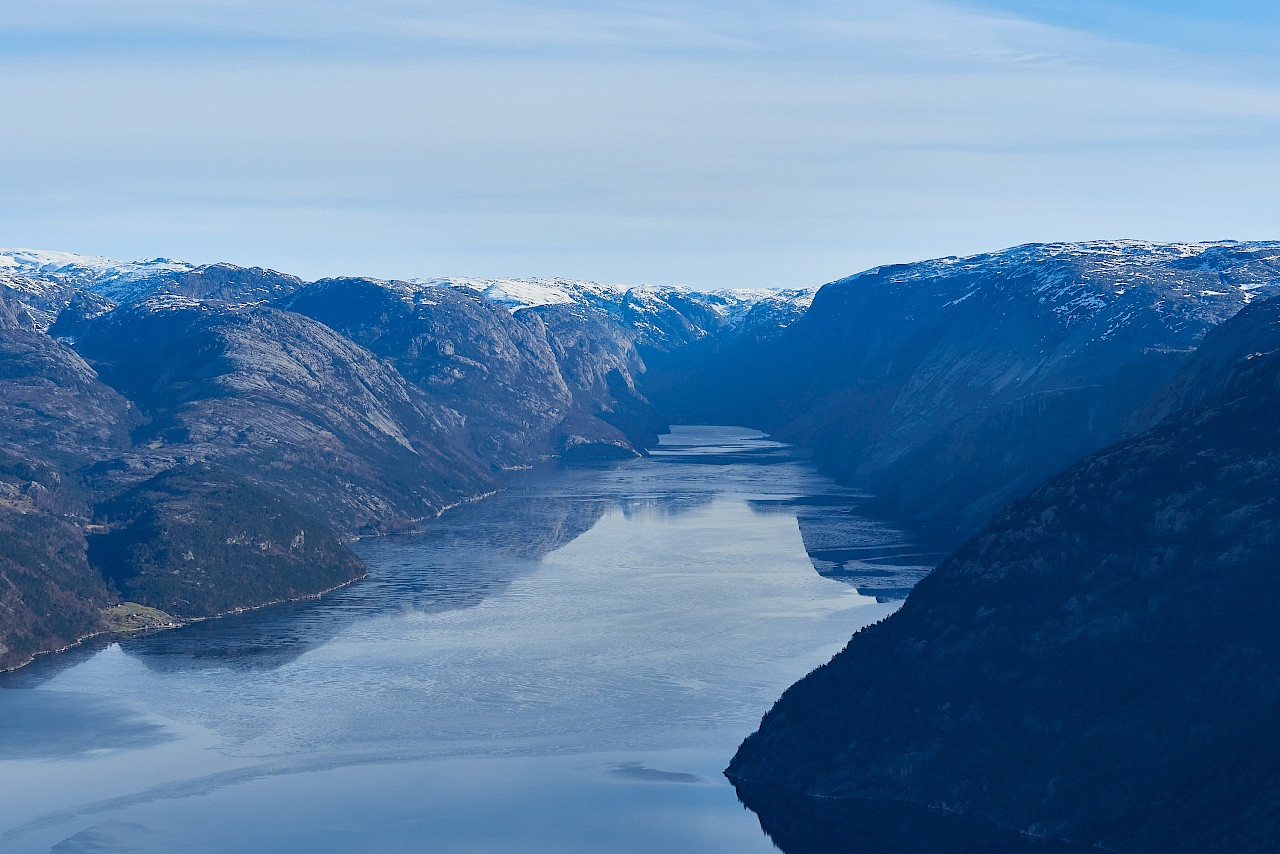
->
<box><xmin>1</xmin><ymin>1</ymin><xmax>1278</xmax><ymax>287</ymax></box>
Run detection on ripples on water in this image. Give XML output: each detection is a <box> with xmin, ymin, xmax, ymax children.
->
<box><xmin>0</xmin><ymin>426</ymin><xmax>943</xmax><ymax>853</ymax></box>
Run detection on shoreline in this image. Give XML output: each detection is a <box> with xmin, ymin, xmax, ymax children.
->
<box><xmin>3</xmin><ymin>444</ymin><xmax>662</xmax><ymax>675</ymax></box>
<box><xmin>0</xmin><ymin>571</ymin><xmax>372</xmax><ymax>675</ymax></box>
<box><xmin>1</xmin><ymin>486</ymin><xmax>508</xmax><ymax>675</ymax></box>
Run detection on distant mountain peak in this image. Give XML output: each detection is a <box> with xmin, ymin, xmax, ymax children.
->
<box><xmin>414</xmin><ymin>275</ymin><xmax>817</xmax><ymax>317</ymax></box>
<box><xmin>0</xmin><ymin>247</ymin><xmax>196</xmax><ymax>288</ymax></box>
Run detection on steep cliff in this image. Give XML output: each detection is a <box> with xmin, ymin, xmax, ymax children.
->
<box><xmin>729</xmin><ymin>294</ymin><xmax>1280</xmax><ymax>853</ymax></box>
<box><xmin>65</xmin><ymin>296</ymin><xmax>494</xmax><ymax>535</ymax></box>
<box><xmin>283</xmin><ymin>276</ymin><xmax>781</xmax><ymax>464</ymax></box>
<box><xmin>282</xmin><ymin>278</ymin><xmax>612</xmax><ymax>467</ymax></box>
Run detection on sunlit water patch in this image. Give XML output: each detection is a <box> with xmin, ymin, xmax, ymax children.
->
<box><xmin>0</xmin><ymin>426</ymin><xmax>935</xmax><ymax>853</ymax></box>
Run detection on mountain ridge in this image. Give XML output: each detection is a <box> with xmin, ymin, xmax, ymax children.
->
<box><xmin>645</xmin><ymin>238</ymin><xmax>1280</xmax><ymax>538</ymax></box>
<box><xmin>727</xmin><ymin>290</ymin><xmax>1280</xmax><ymax>853</ymax></box>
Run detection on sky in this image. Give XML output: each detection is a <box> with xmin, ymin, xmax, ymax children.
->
<box><xmin>1</xmin><ymin>1</ymin><xmax>1279</xmax><ymax>288</ymax></box>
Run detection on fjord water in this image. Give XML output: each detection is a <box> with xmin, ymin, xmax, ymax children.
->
<box><xmin>0</xmin><ymin>427</ymin><xmax>936</xmax><ymax>854</ymax></box>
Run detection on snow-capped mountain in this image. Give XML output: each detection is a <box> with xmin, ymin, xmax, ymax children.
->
<box><xmin>0</xmin><ymin>248</ymin><xmax>303</xmax><ymax>328</ymax></box>
<box><xmin>0</xmin><ymin>248</ymin><xmax>194</xmax><ymax>289</ymax></box>
<box><xmin>422</xmin><ymin>274</ymin><xmax>814</xmax><ymax>311</ymax></box>
<box><xmin>413</xmin><ymin>277</ymin><xmax>626</xmax><ymax>311</ymax></box>
<box><xmin>650</xmin><ymin>239</ymin><xmax>1280</xmax><ymax>535</ymax></box>
<box><xmin>1</xmin><ymin>248</ymin><xmax>819</xmax><ymax>355</ymax></box>
<box><xmin>413</xmin><ymin>276</ymin><xmax>816</xmax><ymax>349</ymax></box>
<box><xmin>848</xmin><ymin>239</ymin><xmax>1280</xmax><ymax>332</ymax></box>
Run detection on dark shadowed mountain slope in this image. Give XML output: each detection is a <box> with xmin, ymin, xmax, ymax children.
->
<box><xmin>0</xmin><ymin>293</ymin><xmax>137</xmax><ymax>669</ymax></box>
<box><xmin>1129</xmin><ymin>292</ymin><xmax>1280</xmax><ymax>431</ymax></box>
<box><xmin>648</xmin><ymin>240</ymin><xmax>1280</xmax><ymax>536</ymax></box>
<box><xmin>728</xmin><ymin>294</ymin><xmax>1280</xmax><ymax>854</ymax></box>
<box><xmin>64</xmin><ymin>296</ymin><xmax>494</xmax><ymax>535</ymax></box>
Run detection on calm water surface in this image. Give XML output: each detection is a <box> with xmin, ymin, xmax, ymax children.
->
<box><xmin>0</xmin><ymin>427</ymin><xmax>940</xmax><ymax>853</ymax></box>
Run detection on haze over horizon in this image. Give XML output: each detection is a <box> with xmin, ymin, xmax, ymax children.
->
<box><xmin>4</xmin><ymin>0</ymin><xmax>1279</xmax><ymax>289</ymax></box>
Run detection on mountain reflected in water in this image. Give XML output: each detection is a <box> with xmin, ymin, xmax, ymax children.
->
<box><xmin>733</xmin><ymin>783</ymin><xmax>1099</xmax><ymax>854</ymax></box>
<box><xmin>0</xmin><ymin>426</ymin><xmax>944</xmax><ymax>854</ymax></box>
<box><xmin>112</xmin><ymin>427</ymin><xmax>935</xmax><ymax>673</ymax></box>
<box><xmin>123</xmin><ymin>475</ymin><xmax>617</xmax><ymax>673</ymax></box>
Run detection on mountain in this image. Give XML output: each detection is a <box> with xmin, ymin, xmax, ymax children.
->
<box><xmin>60</xmin><ymin>296</ymin><xmax>494</xmax><ymax>535</ymax></box>
<box><xmin>0</xmin><ymin>290</ymin><xmax>496</xmax><ymax>666</ymax></box>
<box><xmin>9</xmin><ymin>239</ymin><xmax>1279</xmax><ymax>679</ymax></box>
<box><xmin>728</xmin><ymin>293</ymin><xmax>1280</xmax><ymax>854</ymax></box>
<box><xmin>0</xmin><ymin>248</ymin><xmax>300</xmax><ymax>306</ymax></box>
<box><xmin>88</xmin><ymin>464</ymin><xmax>365</xmax><ymax>619</ymax></box>
<box><xmin>0</xmin><ymin>248</ymin><xmax>815</xmax><ymax>669</ymax></box>
<box><xmin>283</xmin><ymin>274</ymin><xmax>816</xmax><ymax>464</ymax></box>
<box><xmin>424</xmin><ymin>275</ymin><xmax>816</xmax><ymax>350</ymax></box>
<box><xmin>1</xmin><ymin>248</ymin><xmax>816</xmax><ymax>345</ymax></box>
<box><xmin>0</xmin><ymin>292</ymin><xmax>135</xmax><ymax>669</ymax></box>
<box><xmin>4</xmin><ymin>247</ymin><xmax>815</xmax><ymax>466</ymax></box>
<box><xmin>281</xmin><ymin>278</ymin><xmax>641</xmax><ymax>466</ymax></box>
<box><xmin>648</xmin><ymin>240</ymin><xmax>1280</xmax><ymax>537</ymax></box>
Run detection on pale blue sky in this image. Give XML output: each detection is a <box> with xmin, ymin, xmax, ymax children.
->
<box><xmin>2</xmin><ymin>1</ymin><xmax>1278</xmax><ymax>288</ymax></box>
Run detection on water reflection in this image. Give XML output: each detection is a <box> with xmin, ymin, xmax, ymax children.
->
<box><xmin>50</xmin><ymin>821</ymin><xmax>155</xmax><ymax>854</ymax></box>
<box><xmin>123</xmin><ymin>477</ymin><xmax>615</xmax><ymax>673</ymax></box>
<box><xmin>117</xmin><ymin>428</ymin><xmax>859</xmax><ymax>674</ymax></box>
<box><xmin>0</xmin><ymin>426</ymin><xmax>948</xmax><ymax>854</ymax></box>
<box><xmin>80</xmin><ymin>425</ymin><xmax>942</xmax><ymax>676</ymax></box>
<box><xmin>733</xmin><ymin>783</ymin><xmax>1098</xmax><ymax>854</ymax></box>
<box><xmin>748</xmin><ymin>494</ymin><xmax>948</xmax><ymax>602</ymax></box>
<box><xmin>119</xmin><ymin>459</ymin><xmax>721</xmax><ymax>673</ymax></box>
<box><xmin>10</xmin><ymin>428</ymin><xmax>939</xmax><ymax>680</ymax></box>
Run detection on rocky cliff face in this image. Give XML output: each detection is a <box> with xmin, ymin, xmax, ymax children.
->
<box><xmin>729</xmin><ymin>293</ymin><xmax>1280</xmax><ymax>853</ymax></box>
<box><xmin>283</xmin><ymin>274</ymin><xmax>811</xmax><ymax>465</ymax></box>
<box><xmin>282</xmin><ymin>278</ymin><xmax>606</xmax><ymax>467</ymax></box>
<box><xmin>650</xmin><ymin>240</ymin><xmax>1280</xmax><ymax>536</ymax></box>
<box><xmin>0</xmin><ymin>294</ymin><xmax>133</xmax><ymax>473</ymax></box>
<box><xmin>64</xmin><ymin>296</ymin><xmax>494</xmax><ymax>534</ymax></box>
<box><xmin>2</xmin><ymin>286</ymin><xmax>485</xmax><ymax>667</ymax></box>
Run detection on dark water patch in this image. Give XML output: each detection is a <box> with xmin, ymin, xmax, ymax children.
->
<box><xmin>747</xmin><ymin>493</ymin><xmax>946</xmax><ymax>602</ymax></box>
<box><xmin>608</xmin><ymin>763</ymin><xmax>706</xmax><ymax>784</ymax></box>
<box><xmin>748</xmin><ymin>495</ymin><xmax>865</xmax><ymax>510</ymax></box>
<box><xmin>733</xmin><ymin>784</ymin><xmax>1102</xmax><ymax>854</ymax></box>
<box><xmin>651</xmin><ymin>451</ymin><xmax>794</xmax><ymax>466</ymax></box>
